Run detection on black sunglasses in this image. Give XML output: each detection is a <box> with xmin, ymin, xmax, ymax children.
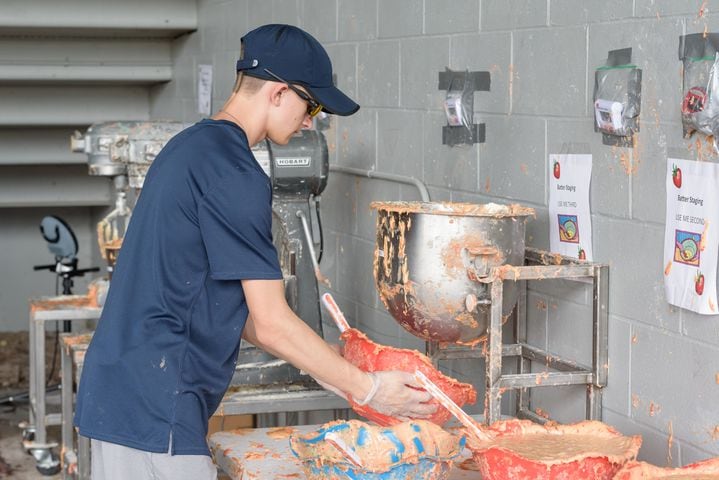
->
<box><xmin>264</xmin><ymin>68</ymin><xmax>323</xmax><ymax>117</ymax></box>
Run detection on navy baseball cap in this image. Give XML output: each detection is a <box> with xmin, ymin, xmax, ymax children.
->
<box><xmin>235</xmin><ymin>24</ymin><xmax>359</xmax><ymax>116</ymax></box>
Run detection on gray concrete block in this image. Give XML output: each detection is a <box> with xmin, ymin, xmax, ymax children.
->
<box><xmin>630</xmin><ymin>323</ymin><xmax>719</xmax><ymax>452</ymax></box>
<box><xmin>448</xmin><ymin>189</ymin><xmax>484</xmax><ymax>203</ymax></box>
<box><xmin>680</xmin><ymin>441</ymin><xmax>719</xmax><ymax>467</ymax></box>
<box><xmin>546</xmin><ymin>298</ymin><xmax>594</xmax><ymax>366</ymax></box>
<box><xmin>181</xmin><ymin>97</ymin><xmax>205</xmax><ymax>123</ymax></box>
<box><xmin>422</xmin><ymin>111</ymin><xmax>480</xmax><ymax>192</ymax></box>
<box><xmin>225</xmin><ymin>1</ymin><xmax>249</xmax><ymax>49</ymax></box>
<box><xmin>530</xmin><ymin>384</ymin><xmax>588</xmax><ymax>424</ymax></box>
<box><xmin>334</xmin><ymin>109</ymin><xmax>377</xmax><ymax>170</ymax></box>
<box><xmin>318</xmin><ymin>231</ymin><xmax>339</xmax><ymax>291</ymax></box>
<box><xmin>525</xmin><ymin>205</ymin><xmax>551</xmax><ymax>251</ymax></box>
<box><xmin>300</xmin><ymin>0</ymin><xmax>337</xmax><ymax>43</ymax></box>
<box><xmin>635</xmin><ymin>0</ymin><xmax>709</xmax><ymax>18</ymax></box>
<box><xmin>246</xmin><ymin>1</ymin><xmax>273</xmax><ymax>28</ymax></box>
<box><xmin>425</xmin><ymin>0</ymin><xmax>478</xmax><ymax>34</ymax></box>
<box><xmin>546</xmin><ymin>118</ymin><xmax>631</xmax><ymax>219</ymax></box>
<box><xmin>693</xmin><ymin>13</ymin><xmax>719</xmax><ymax>40</ymax></box>
<box><xmin>272</xmin><ymin>0</ymin><xmax>301</xmax><ymax>26</ymax></box>
<box><xmin>513</xmin><ymin>27</ymin><xmax>587</xmax><ymax>116</ymax></box>
<box><xmin>377</xmin><ymin>0</ymin><xmax>422</xmax><ymax>38</ymax></box>
<box><xmin>602</xmin><ymin>409</ymin><xmax>681</xmax><ymax>467</ymax></box>
<box><xmin>631</xmin><ymin>122</ymin><xmax>673</xmax><ymax>224</ymax></box>
<box><xmin>357</xmin><ymin>300</ymin><xmax>402</xmax><ymax>341</ymax></box>
<box><xmin>174</xmin><ymin>30</ymin><xmax>202</xmax><ymax>61</ymax></box>
<box><xmin>173</xmin><ymin>55</ymin><xmax>198</xmax><ymax>103</ymax></box>
<box><xmin>593</xmin><ymin>216</ymin><xmax>681</xmax><ymax>330</ymax></box>
<box><xmin>357</xmin><ymin>41</ymin><xmax>400</xmax><ymax>107</ymax></box>
<box><xmin>450</xmin><ymin>32</ymin><xmax>512</xmax><ymax>115</ymax></box>
<box><xmin>376</xmin><ymin>109</ymin><xmax>424</xmax><ymax>177</ymax></box>
<box><xmin>681</xmin><ymin>307</ymin><xmax>719</xmax><ymax>347</ymax></box>
<box><xmin>550</xmin><ymin>0</ymin><xmax>634</xmax><ymax>25</ymax></box>
<box><xmin>528</xmin><ymin>278</ymin><xmax>590</xmax><ymax>306</ymax></box>
<box><xmin>200</xmin><ymin>1</ymin><xmax>241</xmax><ymax>54</ymax></box>
<box><xmin>212</xmin><ymin>51</ymin><xmax>236</xmax><ymax>103</ymax></box>
<box><xmin>149</xmin><ymin>83</ymin><xmax>181</xmax><ymax>119</ymax></box>
<box><xmin>482</xmin><ymin>0</ymin><xmax>547</xmax><ymax>31</ymax></box>
<box><xmin>339</xmin><ymin>0</ymin><xmax>377</xmax><ymax>41</ymax></box>
<box><xmin>400</xmin><ymin>37</ymin><xmax>450</xmax><ymax>110</ymax></box>
<box><xmin>398</xmin><ymin>183</ymin><xmax>437</xmax><ymax>202</ymax></box>
<box><xmin>335</xmin><ymin>235</ymin><xmax>380</xmax><ymax>309</ymax></box>
<box><xmin>480</xmin><ymin>115</ymin><xmax>546</xmax><ymax>204</ymax></box>
<box><xmin>588</xmin><ymin>17</ymin><xmax>683</xmax><ymax>126</ymax></box>
<box><xmin>604</xmin><ymin>316</ymin><xmax>631</xmax><ymax>415</ymax></box>
<box><xmin>352</xmin><ymin>176</ymin><xmax>403</xmax><ymax>241</ymax></box>
<box><xmin>322</xmin><ymin>118</ymin><xmax>339</xmax><ymax>165</ymax></box>
<box><xmin>321</xmin><ymin>174</ymin><xmax>356</xmax><ymax>239</ymax></box>
<box><xmin>526</xmin><ymin>290</ymin><xmax>549</xmax><ymax>349</ymax></box>
<box><xmin>395</xmin><ymin>326</ymin><xmax>428</xmax><ymax>350</ymax></box>
<box><xmin>325</xmin><ymin>43</ymin><xmax>358</xmax><ymax>101</ymax></box>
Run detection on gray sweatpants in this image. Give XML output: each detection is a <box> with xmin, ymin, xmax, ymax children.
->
<box><xmin>91</xmin><ymin>439</ymin><xmax>218</xmax><ymax>480</ymax></box>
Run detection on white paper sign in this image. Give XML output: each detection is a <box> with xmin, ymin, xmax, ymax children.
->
<box><xmin>197</xmin><ymin>64</ymin><xmax>213</xmax><ymax>116</ymax></box>
<box><xmin>548</xmin><ymin>154</ymin><xmax>593</xmax><ymax>261</ymax></box>
<box><xmin>663</xmin><ymin>158</ymin><xmax>719</xmax><ymax>314</ymax></box>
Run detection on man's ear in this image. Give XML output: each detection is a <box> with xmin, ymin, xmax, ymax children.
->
<box><xmin>268</xmin><ymin>83</ymin><xmax>286</xmax><ymax>107</ymax></box>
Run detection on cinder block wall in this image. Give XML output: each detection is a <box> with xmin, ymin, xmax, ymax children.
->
<box><xmin>151</xmin><ymin>0</ymin><xmax>719</xmax><ymax>466</ymax></box>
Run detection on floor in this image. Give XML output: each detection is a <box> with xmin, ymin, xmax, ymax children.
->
<box><xmin>0</xmin><ymin>390</ymin><xmax>61</xmax><ymax>480</ymax></box>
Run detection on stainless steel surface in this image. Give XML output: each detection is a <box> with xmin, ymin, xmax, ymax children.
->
<box><xmin>372</xmin><ymin>201</ymin><xmax>534</xmax><ymax>343</ymax></box>
<box><xmin>71</xmin><ymin>120</ymin><xmax>187</xmax><ymax>187</ymax></box>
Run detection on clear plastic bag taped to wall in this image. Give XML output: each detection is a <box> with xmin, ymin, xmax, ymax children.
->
<box><xmin>679</xmin><ymin>33</ymin><xmax>719</xmax><ymax>146</ymax></box>
<box><xmin>593</xmin><ymin>49</ymin><xmax>642</xmax><ymax>138</ymax></box>
<box><xmin>443</xmin><ymin>68</ymin><xmax>474</xmax><ymax>147</ymax></box>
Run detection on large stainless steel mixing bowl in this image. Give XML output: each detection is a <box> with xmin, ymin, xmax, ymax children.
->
<box><xmin>371</xmin><ymin>201</ymin><xmax>534</xmax><ymax>344</ymax></box>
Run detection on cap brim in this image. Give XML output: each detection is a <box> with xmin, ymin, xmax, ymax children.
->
<box><xmin>305</xmin><ymin>84</ymin><xmax>359</xmax><ymax>116</ymax></box>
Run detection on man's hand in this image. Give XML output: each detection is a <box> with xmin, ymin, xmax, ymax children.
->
<box><xmin>360</xmin><ymin>371</ymin><xmax>437</xmax><ymax>421</ymax></box>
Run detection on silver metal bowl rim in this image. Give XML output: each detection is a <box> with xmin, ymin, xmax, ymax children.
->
<box><xmin>370</xmin><ymin>201</ymin><xmax>535</xmax><ymax>218</ymax></box>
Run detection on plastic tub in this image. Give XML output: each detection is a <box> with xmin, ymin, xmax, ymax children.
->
<box><xmin>290</xmin><ymin>419</ymin><xmax>465</xmax><ymax>480</ymax></box>
<box><xmin>466</xmin><ymin>419</ymin><xmax>641</xmax><ymax>480</ymax></box>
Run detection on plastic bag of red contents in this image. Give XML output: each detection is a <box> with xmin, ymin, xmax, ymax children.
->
<box><xmin>341</xmin><ymin>328</ymin><xmax>477</xmax><ymax>426</ymax></box>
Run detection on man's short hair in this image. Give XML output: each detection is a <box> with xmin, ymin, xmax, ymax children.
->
<box><xmin>232</xmin><ymin>72</ymin><xmax>266</xmax><ymax>95</ymax></box>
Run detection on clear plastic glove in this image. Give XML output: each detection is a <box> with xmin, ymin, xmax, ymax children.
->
<box><xmin>359</xmin><ymin>370</ymin><xmax>437</xmax><ymax>421</ymax></box>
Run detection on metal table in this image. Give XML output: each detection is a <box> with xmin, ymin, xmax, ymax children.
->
<box><xmin>209</xmin><ymin>423</ymin><xmax>481</xmax><ymax>479</ymax></box>
<box><xmin>22</xmin><ymin>298</ymin><xmax>101</xmax><ymax>475</ymax></box>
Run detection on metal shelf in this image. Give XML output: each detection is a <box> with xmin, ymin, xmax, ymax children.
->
<box><xmin>429</xmin><ymin>247</ymin><xmax>609</xmax><ymax>425</ymax></box>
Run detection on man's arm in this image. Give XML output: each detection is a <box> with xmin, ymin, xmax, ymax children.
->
<box><xmin>241</xmin><ymin>278</ymin><xmax>435</xmax><ymax>419</ymax></box>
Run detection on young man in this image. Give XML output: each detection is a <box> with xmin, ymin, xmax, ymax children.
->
<box><xmin>74</xmin><ymin>24</ymin><xmax>435</xmax><ymax>480</ymax></box>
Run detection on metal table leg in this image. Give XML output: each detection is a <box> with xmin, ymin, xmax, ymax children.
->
<box><xmin>61</xmin><ymin>336</ymin><xmax>75</xmax><ymax>478</ymax></box>
<box><xmin>484</xmin><ymin>278</ymin><xmax>504</xmax><ymax>424</ymax></box>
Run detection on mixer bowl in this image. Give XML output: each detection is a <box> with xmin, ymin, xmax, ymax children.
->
<box><xmin>466</xmin><ymin>419</ymin><xmax>642</xmax><ymax>480</ymax></box>
<box><xmin>371</xmin><ymin>201</ymin><xmax>534</xmax><ymax>344</ymax></box>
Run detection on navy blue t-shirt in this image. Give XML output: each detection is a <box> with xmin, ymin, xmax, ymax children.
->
<box><xmin>74</xmin><ymin>119</ymin><xmax>282</xmax><ymax>456</ymax></box>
